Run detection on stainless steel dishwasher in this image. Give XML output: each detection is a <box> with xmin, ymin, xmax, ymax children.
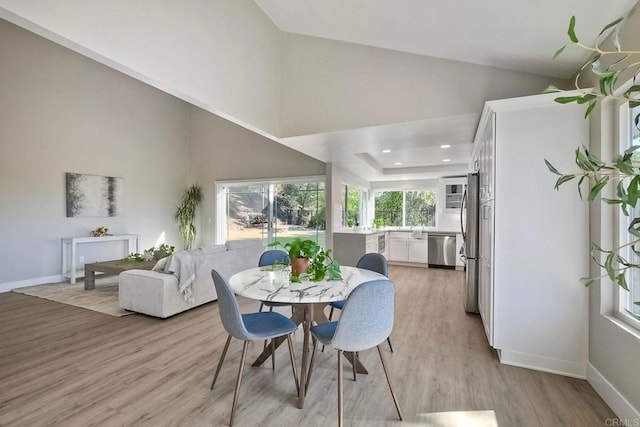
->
<box><xmin>428</xmin><ymin>233</ymin><xmax>457</xmax><ymax>268</ymax></box>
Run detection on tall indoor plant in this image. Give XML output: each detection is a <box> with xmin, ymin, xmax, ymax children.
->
<box><xmin>175</xmin><ymin>184</ymin><xmax>202</xmax><ymax>250</ymax></box>
<box><xmin>544</xmin><ymin>10</ymin><xmax>640</xmax><ymax>318</ymax></box>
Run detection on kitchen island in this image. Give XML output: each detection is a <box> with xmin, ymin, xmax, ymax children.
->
<box><xmin>333</xmin><ymin>228</ymin><xmax>464</xmax><ymax>269</ymax></box>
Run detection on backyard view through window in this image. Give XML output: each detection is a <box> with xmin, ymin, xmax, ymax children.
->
<box><xmin>374</xmin><ymin>190</ymin><xmax>436</xmax><ymax>227</ymax></box>
<box><xmin>220</xmin><ymin>180</ymin><xmax>325</xmax><ymax>247</ymax></box>
<box><xmin>342</xmin><ymin>185</ymin><xmax>363</xmax><ymax>227</ymax></box>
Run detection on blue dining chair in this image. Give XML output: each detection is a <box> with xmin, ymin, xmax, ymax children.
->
<box><xmin>309</xmin><ymin>279</ymin><xmax>403</xmax><ymax>427</ymax></box>
<box><xmin>257</xmin><ymin>250</ymin><xmax>292</xmax><ymax>313</ymax></box>
<box><xmin>327</xmin><ymin>253</ymin><xmax>394</xmax><ymax>353</ymax></box>
<box><xmin>210</xmin><ymin>269</ymin><xmax>300</xmax><ymax>426</ymax></box>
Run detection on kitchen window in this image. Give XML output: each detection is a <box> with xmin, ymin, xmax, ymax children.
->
<box><xmin>617</xmin><ymin>102</ymin><xmax>640</xmax><ymax>329</ymax></box>
<box><xmin>374</xmin><ymin>190</ymin><xmax>436</xmax><ymax>227</ymax></box>
<box><xmin>216</xmin><ymin>178</ymin><xmax>325</xmax><ymax>247</ymax></box>
<box><xmin>342</xmin><ymin>185</ymin><xmax>365</xmax><ymax>227</ymax></box>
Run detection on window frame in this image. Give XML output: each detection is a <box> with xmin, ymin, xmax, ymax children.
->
<box><xmin>615</xmin><ymin>98</ymin><xmax>640</xmax><ymax>330</ymax></box>
<box><xmin>215</xmin><ymin>175</ymin><xmax>326</xmax><ymax>245</ymax></box>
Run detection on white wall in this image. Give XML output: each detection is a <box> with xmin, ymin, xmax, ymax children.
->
<box><xmin>279</xmin><ymin>33</ymin><xmax>569</xmax><ymax>137</ymax></box>
<box><xmin>0</xmin><ymin>18</ymin><xmax>190</xmax><ymax>286</ymax></box>
<box><xmin>0</xmin><ymin>0</ymin><xmax>283</xmax><ymax>136</ymax></box>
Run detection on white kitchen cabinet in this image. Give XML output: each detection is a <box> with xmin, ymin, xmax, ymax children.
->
<box><xmin>408</xmin><ymin>239</ymin><xmax>427</xmax><ymax>262</ymax></box>
<box><xmin>388</xmin><ymin>232</ymin><xmax>428</xmax><ymax>263</ymax></box>
<box><xmin>471</xmin><ymin>92</ymin><xmax>589</xmax><ymax>378</ymax></box>
<box><xmin>388</xmin><ymin>237</ymin><xmax>409</xmax><ymax>261</ymax></box>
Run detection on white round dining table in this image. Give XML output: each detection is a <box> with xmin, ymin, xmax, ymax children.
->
<box><xmin>229</xmin><ymin>265</ymin><xmax>385</xmax><ymax>304</ymax></box>
<box><xmin>228</xmin><ymin>265</ymin><xmax>386</xmax><ymax>409</ymax></box>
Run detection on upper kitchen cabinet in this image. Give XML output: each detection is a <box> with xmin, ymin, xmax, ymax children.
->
<box><xmin>473</xmin><ymin>112</ymin><xmax>495</xmax><ymax>203</ymax></box>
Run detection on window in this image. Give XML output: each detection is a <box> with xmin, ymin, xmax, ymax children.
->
<box><xmin>374</xmin><ymin>190</ymin><xmax>436</xmax><ymax>227</ymax></box>
<box><xmin>342</xmin><ymin>185</ymin><xmax>364</xmax><ymax>227</ymax></box>
<box><xmin>618</xmin><ymin>102</ymin><xmax>640</xmax><ymax>327</ymax></box>
<box><xmin>217</xmin><ymin>179</ymin><xmax>325</xmax><ymax>247</ymax></box>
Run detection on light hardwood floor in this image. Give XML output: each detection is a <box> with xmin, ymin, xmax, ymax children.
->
<box><xmin>0</xmin><ymin>266</ymin><xmax>615</xmax><ymax>426</ymax></box>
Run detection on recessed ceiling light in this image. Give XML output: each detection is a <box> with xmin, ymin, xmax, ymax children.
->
<box><xmin>394</xmin><ymin>162</ymin><xmax>402</xmax><ymax>165</ymax></box>
<box><xmin>402</xmin><ymin>178</ymin><xmax>409</xmax><ymax>181</ymax></box>
<box><xmin>443</xmin><ymin>159</ymin><xmax>451</xmax><ymax>162</ymax></box>
<box><xmin>382</xmin><ymin>149</ymin><xmax>391</xmax><ymax>153</ymax></box>
<box><xmin>440</xmin><ymin>144</ymin><xmax>451</xmax><ymax>148</ymax></box>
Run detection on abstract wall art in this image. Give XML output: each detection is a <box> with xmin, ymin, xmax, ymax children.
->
<box><xmin>66</xmin><ymin>173</ymin><xmax>124</xmax><ymax>217</ymax></box>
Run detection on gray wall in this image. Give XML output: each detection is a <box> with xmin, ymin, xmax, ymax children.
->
<box><xmin>0</xmin><ymin>0</ymin><xmax>283</xmax><ymax>136</ymax></box>
<box><xmin>188</xmin><ymin>106</ymin><xmax>326</xmax><ymax>247</ymax></box>
<box><xmin>0</xmin><ymin>18</ymin><xmax>325</xmax><ymax>288</ymax></box>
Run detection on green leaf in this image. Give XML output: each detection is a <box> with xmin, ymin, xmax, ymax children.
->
<box><xmin>602</xmin><ymin>198</ymin><xmax>623</xmax><ymax>205</ymax></box>
<box><xmin>568</xmin><ymin>16</ymin><xmax>578</xmax><ymax>43</ymax></box>
<box><xmin>624</xmin><ymin>85</ymin><xmax>640</xmax><ymax>96</ymax></box>
<box><xmin>555</xmin><ymin>96</ymin><xmax>581</xmax><ymax>104</ymax></box>
<box><xmin>628</xmin><ymin>218</ymin><xmax>640</xmax><ymax>237</ymax></box>
<box><xmin>580</xmin><ymin>277</ymin><xmax>598</xmax><ymax>287</ymax></box>
<box><xmin>584</xmin><ymin>100</ymin><xmax>597</xmax><ymax>118</ymax></box>
<box><xmin>615</xmin><ymin>274</ymin><xmax>630</xmax><ymax>291</ymax></box>
<box><xmin>588</xmin><ymin>176</ymin><xmax>609</xmax><ymax>201</ymax></box>
<box><xmin>628</xmin><ymin>176</ymin><xmax>640</xmax><ymax>207</ymax></box>
<box><xmin>576</xmin><ymin>93</ymin><xmax>598</xmax><ymax>104</ymax></box>
<box><xmin>552</xmin><ymin>45</ymin><xmax>567</xmax><ymax>60</ymax></box>
<box><xmin>544</xmin><ymin>159</ymin><xmax>561</xmax><ymax>175</ymax></box>
<box><xmin>555</xmin><ymin>174</ymin><xmax>576</xmax><ymax>189</ymax></box>
<box><xmin>597</xmin><ymin>17</ymin><xmax>624</xmax><ymax>39</ymax></box>
<box><xmin>617</xmin><ymin>156</ymin><xmax>635</xmax><ymax>174</ymax></box>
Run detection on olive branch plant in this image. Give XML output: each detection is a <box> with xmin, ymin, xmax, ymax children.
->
<box><xmin>544</xmin><ymin>9</ymin><xmax>640</xmax><ymax>319</ymax></box>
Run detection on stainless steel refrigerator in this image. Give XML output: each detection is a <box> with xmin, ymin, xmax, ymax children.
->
<box><xmin>461</xmin><ymin>172</ymin><xmax>479</xmax><ymax>313</ymax></box>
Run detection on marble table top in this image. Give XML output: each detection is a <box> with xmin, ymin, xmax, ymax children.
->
<box><xmin>229</xmin><ymin>265</ymin><xmax>385</xmax><ymax>304</ymax></box>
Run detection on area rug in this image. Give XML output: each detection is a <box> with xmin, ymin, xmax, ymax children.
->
<box><xmin>12</xmin><ymin>277</ymin><xmax>133</xmax><ymax>317</ymax></box>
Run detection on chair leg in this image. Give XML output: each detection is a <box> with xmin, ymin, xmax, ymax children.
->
<box><xmin>271</xmin><ymin>338</ymin><xmax>276</xmax><ymax>371</ymax></box>
<box><xmin>305</xmin><ymin>337</ymin><xmax>318</xmax><ymax>397</ymax></box>
<box><xmin>337</xmin><ymin>349</ymin><xmax>344</xmax><ymax>427</ymax></box>
<box><xmin>229</xmin><ymin>341</ymin><xmax>249</xmax><ymax>426</ymax></box>
<box><xmin>387</xmin><ymin>337</ymin><xmax>394</xmax><ymax>353</ymax></box>
<box><xmin>211</xmin><ymin>335</ymin><xmax>232</xmax><ymax>390</ymax></box>
<box><xmin>377</xmin><ymin>345</ymin><xmax>403</xmax><ymax>421</ymax></box>
<box><xmin>351</xmin><ymin>352</ymin><xmax>357</xmax><ymax>381</ymax></box>
<box><xmin>259</xmin><ymin>302</ymin><xmax>264</xmax><ymax>312</ymax></box>
<box><xmin>286</xmin><ymin>334</ymin><xmax>300</xmax><ymax>397</ymax></box>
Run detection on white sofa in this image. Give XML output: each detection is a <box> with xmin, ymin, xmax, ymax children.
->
<box><xmin>119</xmin><ymin>239</ymin><xmax>264</xmax><ymax>318</ymax></box>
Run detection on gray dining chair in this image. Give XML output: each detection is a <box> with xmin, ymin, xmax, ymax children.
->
<box><xmin>309</xmin><ymin>279</ymin><xmax>403</xmax><ymax>427</ymax></box>
<box><xmin>327</xmin><ymin>253</ymin><xmax>394</xmax><ymax>353</ymax></box>
<box><xmin>257</xmin><ymin>250</ymin><xmax>292</xmax><ymax>313</ymax></box>
<box><xmin>210</xmin><ymin>269</ymin><xmax>300</xmax><ymax>426</ymax></box>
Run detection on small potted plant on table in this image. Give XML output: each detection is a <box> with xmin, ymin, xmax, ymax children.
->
<box><xmin>269</xmin><ymin>238</ymin><xmax>342</xmax><ymax>282</ymax></box>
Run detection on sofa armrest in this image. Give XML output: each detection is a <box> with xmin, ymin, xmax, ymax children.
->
<box><xmin>119</xmin><ymin>270</ymin><xmax>178</xmax><ymax>317</ymax></box>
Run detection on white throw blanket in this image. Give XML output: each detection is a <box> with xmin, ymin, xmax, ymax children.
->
<box><xmin>163</xmin><ymin>249</ymin><xmax>205</xmax><ymax>303</ymax></box>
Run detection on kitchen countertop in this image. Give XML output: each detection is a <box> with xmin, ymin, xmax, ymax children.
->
<box><xmin>334</xmin><ymin>228</ymin><xmax>462</xmax><ymax>235</ymax></box>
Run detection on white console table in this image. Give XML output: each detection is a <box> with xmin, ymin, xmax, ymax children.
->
<box><xmin>61</xmin><ymin>234</ymin><xmax>138</xmax><ymax>283</ymax></box>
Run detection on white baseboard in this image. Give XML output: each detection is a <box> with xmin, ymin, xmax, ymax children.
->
<box><xmin>588</xmin><ymin>362</ymin><xmax>640</xmax><ymax>422</ymax></box>
<box><xmin>0</xmin><ymin>275</ymin><xmax>63</xmax><ymax>293</ymax></box>
<box><xmin>498</xmin><ymin>349</ymin><xmax>587</xmax><ymax>379</ymax></box>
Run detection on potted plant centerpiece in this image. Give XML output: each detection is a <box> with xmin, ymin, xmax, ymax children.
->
<box><xmin>269</xmin><ymin>238</ymin><xmax>342</xmax><ymax>282</ymax></box>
